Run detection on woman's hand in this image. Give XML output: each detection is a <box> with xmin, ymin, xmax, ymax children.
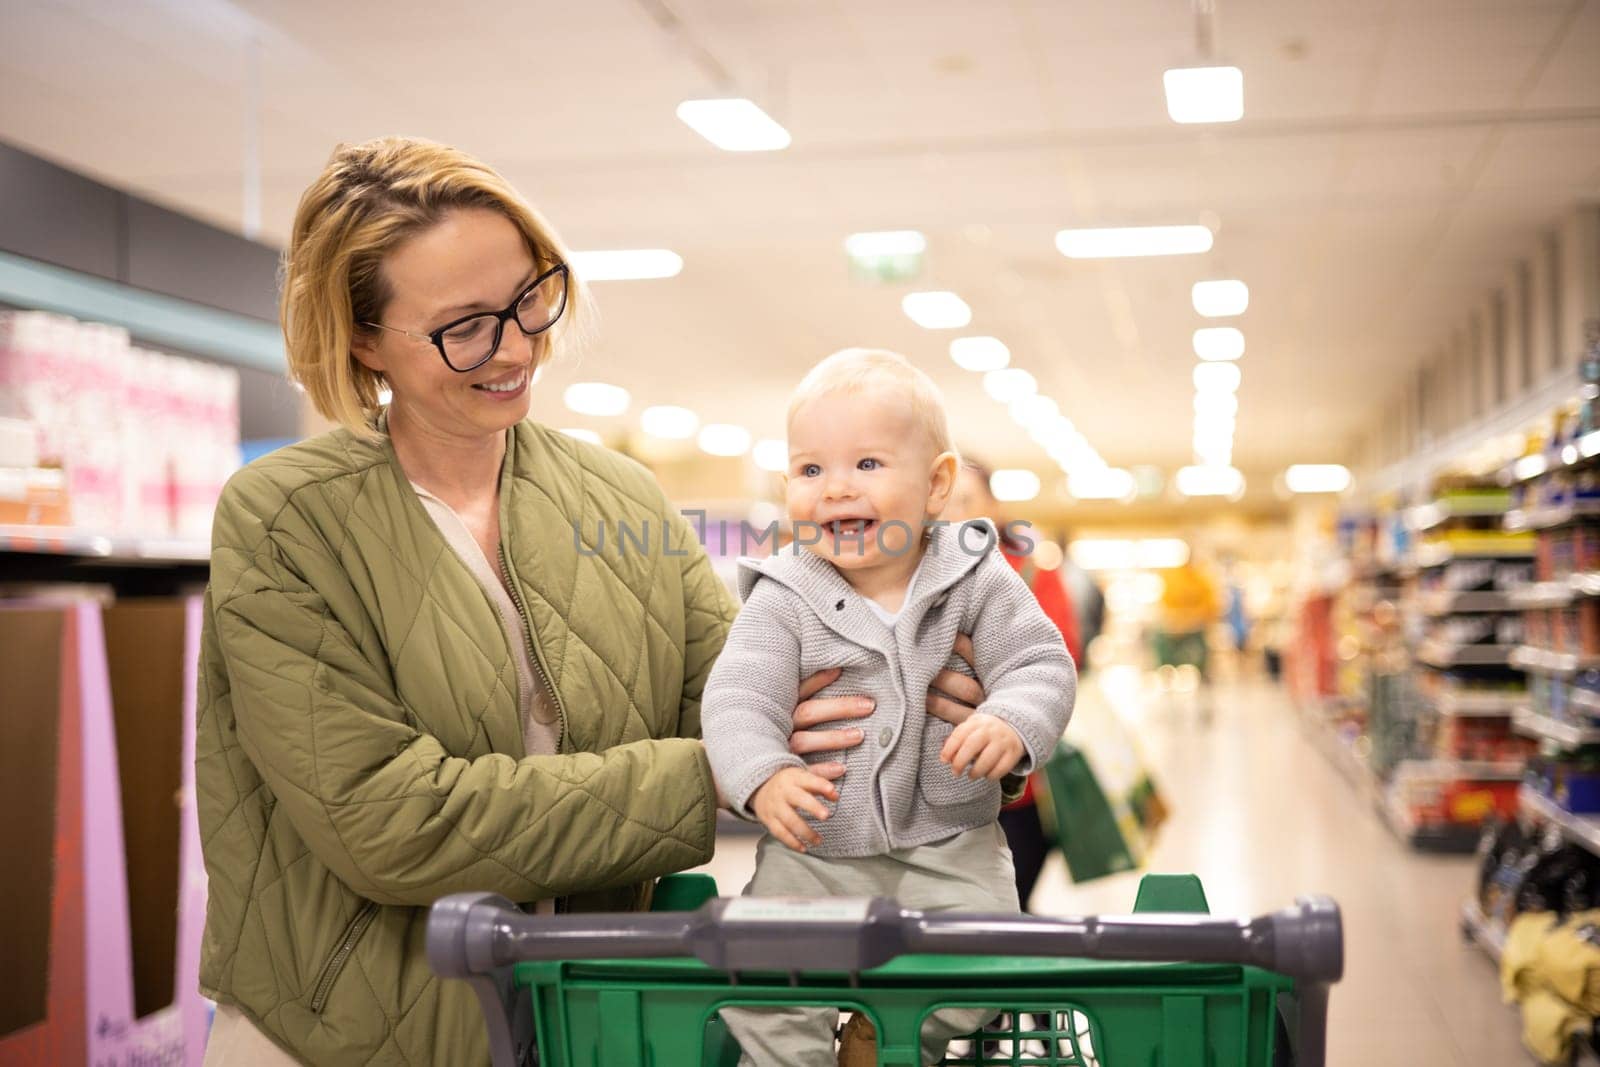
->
<box><xmin>928</xmin><ymin>633</ymin><xmax>986</xmax><ymax>725</ymax></box>
<box><xmin>789</xmin><ymin>668</ymin><xmax>873</xmax><ymax>783</ymax></box>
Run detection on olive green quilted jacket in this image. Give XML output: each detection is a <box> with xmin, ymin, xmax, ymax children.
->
<box><xmin>195</xmin><ymin>419</ymin><xmax>736</xmax><ymax>1065</ymax></box>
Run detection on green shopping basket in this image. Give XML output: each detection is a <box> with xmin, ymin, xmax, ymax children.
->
<box><xmin>428</xmin><ymin>873</ymin><xmax>1342</xmax><ymax>1067</ymax></box>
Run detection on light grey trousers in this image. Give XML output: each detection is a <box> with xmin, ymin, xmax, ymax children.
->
<box><xmin>721</xmin><ymin>823</ymin><xmax>1020</xmax><ymax>1067</ymax></box>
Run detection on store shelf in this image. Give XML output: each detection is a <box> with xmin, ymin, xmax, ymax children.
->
<box><xmin>1409</xmin><ymin>499</ymin><xmax>1512</xmax><ymax>532</ymax></box>
<box><xmin>0</xmin><ymin>524</ymin><xmax>209</xmax><ymax>594</ymax></box>
<box><xmin>1508</xmin><ymin>432</ymin><xmax>1600</xmax><ymax>483</ymax></box>
<box><xmin>1428</xmin><ymin>690</ymin><xmax>1523</xmax><ymax>717</ymax></box>
<box><xmin>1460</xmin><ymin>899</ymin><xmax>1507</xmax><ymax>963</ymax></box>
<box><xmin>1512</xmin><ymin>706</ymin><xmax>1600</xmax><ymax>747</ymax></box>
<box><xmin>1394</xmin><ymin>759</ymin><xmax>1526</xmax><ymax>782</ymax></box>
<box><xmin>1412</xmin><ymin>543</ymin><xmax>1535</xmax><ymax>569</ymax></box>
<box><xmin>1509</xmin><ymin>581</ymin><xmax>1579</xmax><ymax>609</ymax></box>
<box><xmin>1417</xmin><ymin>641</ymin><xmax>1520</xmax><ymax>668</ymax></box>
<box><xmin>1504</xmin><ymin>499</ymin><xmax>1600</xmax><ymax>532</ymax></box>
<box><xmin>1519</xmin><ymin>785</ymin><xmax>1600</xmax><ymax>856</ymax></box>
<box><xmin>1572</xmin><ymin>689</ymin><xmax>1600</xmax><ymax>715</ymax></box>
<box><xmin>1419</xmin><ymin>589</ymin><xmax>1517</xmax><ymax>615</ymax></box>
<box><xmin>1384</xmin><ymin>792</ymin><xmax>1488</xmax><ymax>852</ymax></box>
<box><xmin>1510</xmin><ymin>646</ymin><xmax>1600</xmax><ymax>677</ymax></box>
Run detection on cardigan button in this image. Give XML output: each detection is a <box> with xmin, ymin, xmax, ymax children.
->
<box><xmin>878</xmin><ymin>727</ymin><xmax>893</xmax><ymax>747</ymax></box>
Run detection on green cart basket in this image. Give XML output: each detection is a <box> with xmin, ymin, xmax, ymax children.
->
<box><xmin>428</xmin><ymin>873</ymin><xmax>1343</xmax><ymax>1067</ymax></box>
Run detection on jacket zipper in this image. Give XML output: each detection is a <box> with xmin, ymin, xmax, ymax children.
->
<box><xmin>309</xmin><ymin>901</ymin><xmax>379</xmax><ymax>1013</ymax></box>
<box><xmin>496</xmin><ymin>543</ymin><xmax>568</xmax><ymax>756</ymax></box>
<box><xmin>498</xmin><ymin>542</ymin><xmax>572</xmax><ymax>915</ymax></box>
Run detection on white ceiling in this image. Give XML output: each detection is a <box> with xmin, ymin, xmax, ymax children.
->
<box><xmin>3</xmin><ymin>0</ymin><xmax>1599</xmax><ymax>489</ymax></box>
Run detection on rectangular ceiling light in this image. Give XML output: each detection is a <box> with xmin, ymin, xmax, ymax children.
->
<box><xmin>1193</xmin><ymin>326</ymin><xmax>1245</xmax><ymax>361</ymax></box>
<box><xmin>571</xmin><ymin>249</ymin><xmax>683</xmax><ymax>281</ymax></box>
<box><xmin>676</xmin><ymin>98</ymin><xmax>791</xmax><ymax>151</ymax></box>
<box><xmin>1285</xmin><ymin>464</ymin><xmax>1352</xmax><ymax>494</ymax></box>
<box><xmin>1175</xmin><ymin>465</ymin><xmax>1245</xmax><ymax>498</ymax></box>
<box><xmin>950</xmin><ymin>336</ymin><xmax>1010</xmax><ymax>372</ymax></box>
<box><xmin>990</xmin><ymin>469</ymin><xmax>1042</xmax><ymax>502</ymax></box>
<box><xmin>1192</xmin><ymin>279</ymin><xmax>1249</xmax><ymax>317</ymax></box>
<box><xmin>1068</xmin><ymin>468</ymin><xmax>1137</xmax><ymax>501</ymax></box>
<box><xmin>845</xmin><ymin>230</ymin><xmax>926</xmax><ymax>257</ymax></box>
<box><xmin>1055</xmin><ymin>225</ymin><xmax>1213</xmax><ymax>259</ymax></box>
<box><xmin>902</xmin><ymin>291</ymin><xmax>972</xmax><ymax>329</ymax></box>
<box><xmin>1163</xmin><ymin>66</ymin><xmax>1244</xmax><ymax>124</ymax></box>
<box><xmin>1071</xmin><ymin>537</ymin><xmax>1191</xmax><ymax>570</ymax></box>
<box><xmin>1193</xmin><ymin>362</ymin><xmax>1241</xmax><ymax>393</ymax></box>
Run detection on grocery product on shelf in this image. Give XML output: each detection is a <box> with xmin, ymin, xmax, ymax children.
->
<box><xmin>0</xmin><ymin>310</ymin><xmax>239</xmax><ymax>539</ymax></box>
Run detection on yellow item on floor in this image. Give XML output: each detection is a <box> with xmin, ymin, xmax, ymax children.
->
<box><xmin>1535</xmin><ymin>912</ymin><xmax>1600</xmax><ymax>1014</ymax></box>
<box><xmin>1502</xmin><ymin>912</ymin><xmax>1559</xmax><ymax>1002</ymax></box>
<box><xmin>1500</xmin><ymin>910</ymin><xmax>1600</xmax><ymax>1064</ymax></box>
<box><xmin>1519</xmin><ymin>990</ymin><xmax>1592</xmax><ymax>1065</ymax></box>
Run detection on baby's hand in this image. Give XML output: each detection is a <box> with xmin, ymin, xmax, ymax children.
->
<box><xmin>751</xmin><ymin>766</ymin><xmax>837</xmax><ymax>852</ymax></box>
<box><xmin>940</xmin><ymin>713</ymin><xmax>1025</xmax><ymax>781</ymax></box>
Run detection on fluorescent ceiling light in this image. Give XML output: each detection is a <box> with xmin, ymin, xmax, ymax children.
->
<box><xmin>676</xmin><ymin>98</ymin><xmax>791</xmax><ymax>151</ymax></box>
<box><xmin>752</xmin><ymin>438</ymin><xmax>788</xmax><ymax>472</ymax></box>
<box><xmin>983</xmin><ymin>368</ymin><xmax>1037</xmax><ymax>403</ymax></box>
<box><xmin>640</xmin><ymin>404</ymin><xmax>699</xmax><ymax>439</ymax></box>
<box><xmin>950</xmin><ymin>336</ymin><xmax>1010</xmax><ymax>372</ymax></box>
<box><xmin>559</xmin><ymin>428</ymin><xmax>601</xmax><ymax>445</ymax></box>
<box><xmin>570</xmin><ymin>249</ymin><xmax>683</xmax><ymax>281</ymax></box>
<box><xmin>1192</xmin><ymin>279</ymin><xmax>1249</xmax><ymax>317</ymax></box>
<box><xmin>902</xmin><ymin>291</ymin><xmax>972</xmax><ymax>329</ymax></box>
<box><xmin>1194</xmin><ymin>443</ymin><xmax>1233</xmax><ymax>466</ymax></box>
<box><xmin>1193</xmin><ymin>362</ymin><xmax>1241</xmax><ymax>394</ymax></box>
<box><xmin>1194</xmin><ymin>392</ymin><xmax>1239</xmax><ymax>418</ymax></box>
<box><xmin>1163</xmin><ymin>65</ymin><xmax>1244</xmax><ymax>124</ymax></box>
<box><xmin>1068</xmin><ymin>468</ymin><xmax>1137</xmax><ymax>501</ymax></box>
<box><xmin>1175</xmin><ymin>465</ymin><xmax>1245</xmax><ymax>498</ymax></box>
<box><xmin>1193</xmin><ymin>327</ymin><xmax>1245</xmax><ymax>361</ymax></box>
<box><xmin>1285</xmin><ymin>464</ymin><xmax>1352</xmax><ymax>494</ymax></box>
<box><xmin>698</xmin><ymin>423</ymin><xmax>752</xmax><ymax>457</ymax></box>
<box><xmin>1010</xmin><ymin>394</ymin><xmax>1060</xmax><ymax>428</ymax></box>
<box><xmin>990</xmin><ymin>469</ymin><xmax>1041</xmax><ymax>502</ymax></box>
<box><xmin>1138</xmin><ymin>538</ymin><xmax>1192</xmax><ymax>569</ymax></box>
<box><xmin>845</xmin><ymin>230</ymin><xmax>926</xmax><ymax>257</ymax></box>
<box><xmin>1055</xmin><ymin>225</ymin><xmax>1213</xmax><ymax>259</ymax></box>
<box><xmin>564</xmin><ymin>382</ymin><xmax>630</xmax><ymax>417</ymax></box>
<box><xmin>1193</xmin><ymin>412</ymin><xmax>1236</xmax><ymax>435</ymax></box>
<box><xmin>1071</xmin><ymin>538</ymin><xmax>1191</xmax><ymax>571</ymax></box>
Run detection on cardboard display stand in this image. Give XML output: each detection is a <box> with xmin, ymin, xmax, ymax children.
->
<box><xmin>0</xmin><ymin>597</ymin><xmax>210</xmax><ymax>1066</ymax></box>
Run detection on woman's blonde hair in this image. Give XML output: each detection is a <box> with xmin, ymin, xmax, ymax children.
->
<box><xmin>281</xmin><ymin>136</ymin><xmax>587</xmax><ymax>435</ymax></box>
<box><xmin>787</xmin><ymin>348</ymin><xmax>957</xmax><ymax>459</ymax></box>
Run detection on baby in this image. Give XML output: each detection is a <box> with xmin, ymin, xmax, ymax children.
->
<box><xmin>701</xmin><ymin>348</ymin><xmax>1077</xmax><ymax>1067</ymax></box>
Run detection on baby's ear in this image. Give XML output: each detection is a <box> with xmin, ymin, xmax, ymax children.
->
<box><xmin>927</xmin><ymin>451</ymin><xmax>960</xmax><ymax>508</ymax></box>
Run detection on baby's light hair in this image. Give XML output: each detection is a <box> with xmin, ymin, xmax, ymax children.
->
<box><xmin>787</xmin><ymin>348</ymin><xmax>957</xmax><ymax>459</ymax></box>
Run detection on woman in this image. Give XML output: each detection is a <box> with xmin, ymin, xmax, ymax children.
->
<box><xmin>944</xmin><ymin>460</ymin><xmax>1080</xmax><ymax>911</ymax></box>
<box><xmin>195</xmin><ymin>138</ymin><xmax>988</xmax><ymax>1066</ymax></box>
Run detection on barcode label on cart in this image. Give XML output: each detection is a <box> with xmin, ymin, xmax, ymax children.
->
<box><xmin>722</xmin><ymin>897</ymin><xmax>872</xmax><ymax>923</ymax></box>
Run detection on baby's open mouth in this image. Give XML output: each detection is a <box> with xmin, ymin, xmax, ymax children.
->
<box><xmin>828</xmin><ymin>518</ymin><xmax>878</xmax><ymax>538</ymax></box>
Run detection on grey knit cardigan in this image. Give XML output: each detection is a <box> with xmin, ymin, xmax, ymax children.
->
<box><xmin>702</xmin><ymin>519</ymin><xmax>1076</xmax><ymax>858</ymax></box>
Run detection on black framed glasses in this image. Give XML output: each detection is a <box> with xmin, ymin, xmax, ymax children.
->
<box><xmin>364</xmin><ymin>263</ymin><xmax>569</xmax><ymax>373</ymax></box>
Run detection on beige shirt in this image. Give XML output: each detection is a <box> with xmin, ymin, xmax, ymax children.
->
<box><xmin>412</xmin><ymin>482</ymin><xmax>560</xmax><ymax>759</ymax></box>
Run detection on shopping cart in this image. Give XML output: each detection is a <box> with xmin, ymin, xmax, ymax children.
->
<box><xmin>428</xmin><ymin>873</ymin><xmax>1343</xmax><ymax>1067</ymax></box>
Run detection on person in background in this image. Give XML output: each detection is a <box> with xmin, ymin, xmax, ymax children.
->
<box><xmin>1156</xmin><ymin>550</ymin><xmax>1223</xmax><ymax>712</ymax></box>
<box><xmin>944</xmin><ymin>458</ymin><xmax>1081</xmax><ymax>912</ymax></box>
<box><xmin>1056</xmin><ymin>528</ymin><xmax>1105</xmax><ymax>673</ymax></box>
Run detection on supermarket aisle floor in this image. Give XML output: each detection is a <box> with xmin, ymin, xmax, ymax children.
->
<box><xmin>694</xmin><ymin>671</ymin><xmax>1531</xmax><ymax>1067</ymax></box>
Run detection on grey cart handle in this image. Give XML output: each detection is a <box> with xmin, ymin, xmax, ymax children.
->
<box><xmin>429</xmin><ymin>893</ymin><xmax>1343</xmax><ymax>1067</ymax></box>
